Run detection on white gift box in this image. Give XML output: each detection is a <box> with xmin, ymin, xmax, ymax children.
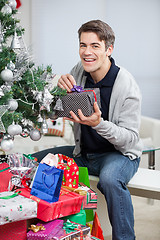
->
<box><xmin>0</xmin><ymin>191</ymin><xmax>37</xmax><ymax>225</ymax></box>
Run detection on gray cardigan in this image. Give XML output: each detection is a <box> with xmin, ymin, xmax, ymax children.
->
<box><xmin>70</xmin><ymin>62</ymin><xmax>143</xmax><ymax>160</ymax></box>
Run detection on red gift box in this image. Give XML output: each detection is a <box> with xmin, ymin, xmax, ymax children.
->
<box><xmin>57</xmin><ymin>154</ymin><xmax>79</xmax><ymax>188</ymax></box>
<box><xmin>18</xmin><ymin>187</ymin><xmax>83</xmax><ymax>222</ymax></box>
<box><xmin>0</xmin><ymin>220</ymin><xmax>27</xmax><ymax>240</ymax></box>
<box><xmin>0</xmin><ymin>162</ymin><xmax>13</xmax><ymax>192</ymax></box>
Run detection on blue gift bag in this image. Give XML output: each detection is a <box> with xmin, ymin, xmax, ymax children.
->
<box><xmin>31</xmin><ymin>163</ymin><xmax>64</xmax><ymax>203</ymax></box>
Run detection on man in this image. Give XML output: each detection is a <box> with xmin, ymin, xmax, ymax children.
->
<box><xmin>33</xmin><ymin>20</ymin><xmax>143</xmax><ymax>240</ymax></box>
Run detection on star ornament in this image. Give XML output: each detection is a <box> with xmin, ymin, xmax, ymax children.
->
<box><xmin>0</xmin><ymin>105</ymin><xmax>9</xmax><ymax>133</ymax></box>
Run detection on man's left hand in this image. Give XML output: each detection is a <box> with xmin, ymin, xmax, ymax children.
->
<box><xmin>65</xmin><ymin>102</ymin><xmax>101</xmax><ymax>127</ymax></box>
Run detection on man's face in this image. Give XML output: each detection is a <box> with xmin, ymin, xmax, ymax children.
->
<box><xmin>79</xmin><ymin>32</ymin><xmax>108</xmax><ymax>74</ymax></box>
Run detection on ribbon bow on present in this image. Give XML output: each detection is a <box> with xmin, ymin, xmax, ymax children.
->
<box><xmin>71</xmin><ymin>85</ymin><xmax>84</xmax><ymax>93</ymax></box>
<box><xmin>63</xmin><ymin>220</ymin><xmax>79</xmax><ymax>234</ymax></box>
<box><xmin>63</xmin><ymin>220</ymin><xmax>83</xmax><ymax>240</ymax></box>
<box><xmin>29</xmin><ymin>224</ymin><xmax>45</xmax><ymax>233</ymax></box>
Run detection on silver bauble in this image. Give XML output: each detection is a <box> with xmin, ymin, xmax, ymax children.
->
<box><xmin>16</xmin><ymin>124</ymin><xmax>23</xmax><ymax>135</ymax></box>
<box><xmin>8</xmin><ymin>0</ymin><xmax>17</xmax><ymax>10</ymax></box>
<box><xmin>1</xmin><ymin>4</ymin><xmax>12</xmax><ymax>14</ymax></box>
<box><xmin>30</xmin><ymin>129</ymin><xmax>41</xmax><ymax>141</ymax></box>
<box><xmin>1</xmin><ymin>67</ymin><xmax>13</xmax><ymax>82</ymax></box>
<box><xmin>1</xmin><ymin>139</ymin><xmax>14</xmax><ymax>151</ymax></box>
<box><xmin>8</xmin><ymin>99</ymin><xmax>18</xmax><ymax>111</ymax></box>
<box><xmin>7</xmin><ymin>124</ymin><xmax>22</xmax><ymax>136</ymax></box>
<box><xmin>49</xmin><ymin>111</ymin><xmax>58</xmax><ymax>120</ymax></box>
<box><xmin>7</xmin><ymin>61</ymin><xmax>15</xmax><ymax>71</ymax></box>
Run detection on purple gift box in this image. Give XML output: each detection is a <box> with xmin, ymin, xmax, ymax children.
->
<box><xmin>27</xmin><ymin>219</ymin><xmax>64</xmax><ymax>240</ymax></box>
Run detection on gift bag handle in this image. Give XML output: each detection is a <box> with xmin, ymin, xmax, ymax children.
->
<box><xmin>58</xmin><ymin>154</ymin><xmax>75</xmax><ymax>164</ymax></box>
<box><xmin>42</xmin><ymin>166</ymin><xmax>60</xmax><ymax>189</ymax></box>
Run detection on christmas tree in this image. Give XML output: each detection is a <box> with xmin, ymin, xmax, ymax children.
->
<box><xmin>0</xmin><ymin>0</ymin><xmax>66</xmax><ymax>151</ymax></box>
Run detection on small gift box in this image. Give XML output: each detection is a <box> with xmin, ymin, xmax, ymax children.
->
<box><xmin>55</xmin><ymin>87</ymin><xmax>101</xmax><ymax>118</ymax></box>
<box><xmin>0</xmin><ymin>191</ymin><xmax>37</xmax><ymax>225</ymax></box>
<box><xmin>57</xmin><ymin>154</ymin><xmax>79</xmax><ymax>188</ymax></box>
<box><xmin>31</xmin><ymin>163</ymin><xmax>64</xmax><ymax>203</ymax></box>
<box><xmin>50</xmin><ymin>220</ymin><xmax>90</xmax><ymax>240</ymax></box>
<box><xmin>18</xmin><ymin>187</ymin><xmax>84</xmax><ymax>222</ymax></box>
<box><xmin>78</xmin><ymin>183</ymin><xmax>97</xmax><ymax>209</ymax></box>
<box><xmin>27</xmin><ymin>219</ymin><xmax>64</xmax><ymax>240</ymax></box>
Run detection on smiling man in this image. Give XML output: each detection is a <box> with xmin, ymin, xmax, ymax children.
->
<box><xmin>33</xmin><ymin>20</ymin><xmax>143</xmax><ymax>240</ymax></box>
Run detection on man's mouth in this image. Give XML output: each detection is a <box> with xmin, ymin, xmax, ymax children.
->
<box><xmin>83</xmin><ymin>58</ymin><xmax>96</xmax><ymax>62</ymax></box>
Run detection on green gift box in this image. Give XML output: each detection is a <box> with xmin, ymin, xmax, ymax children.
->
<box><xmin>62</xmin><ymin>209</ymin><xmax>86</xmax><ymax>225</ymax></box>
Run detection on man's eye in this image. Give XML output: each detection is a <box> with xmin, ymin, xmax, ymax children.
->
<box><xmin>93</xmin><ymin>45</ymin><xmax>99</xmax><ymax>48</ymax></box>
<box><xmin>80</xmin><ymin>44</ymin><xmax>86</xmax><ymax>48</ymax></box>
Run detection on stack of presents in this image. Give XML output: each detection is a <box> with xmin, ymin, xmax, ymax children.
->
<box><xmin>0</xmin><ymin>152</ymin><xmax>104</xmax><ymax>240</ymax></box>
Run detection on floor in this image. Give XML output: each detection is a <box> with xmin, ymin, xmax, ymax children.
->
<box><xmin>105</xmin><ymin>196</ymin><xmax>160</xmax><ymax>240</ymax></box>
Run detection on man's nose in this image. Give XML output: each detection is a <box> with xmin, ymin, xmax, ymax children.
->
<box><xmin>83</xmin><ymin>46</ymin><xmax>92</xmax><ymax>54</ymax></box>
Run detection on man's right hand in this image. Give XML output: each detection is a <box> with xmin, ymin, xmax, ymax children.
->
<box><xmin>57</xmin><ymin>74</ymin><xmax>76</xmax><ymax>92</ymax></box>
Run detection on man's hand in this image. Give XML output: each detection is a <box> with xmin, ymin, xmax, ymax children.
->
<box><xmin>58</xmin><ymin>74</ymin><xmax>76</xmax><ymax>92</ymax></box>
<box><xmin>65</xmin><ymin>102</ymin><xmax>102</xmax><ymax>127</ymax></box>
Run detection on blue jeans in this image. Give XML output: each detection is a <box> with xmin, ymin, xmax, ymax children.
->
<box><xmin>33</xmin><ymin>146</ymin><xmax>140</xmax><ymax>240</ymax></box>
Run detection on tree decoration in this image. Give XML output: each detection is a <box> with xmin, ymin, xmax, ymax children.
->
<box><xmin>0</xmin><ymin>0</ymin><xmax>67</xmax><ymax>150</ymax></box>
<box><xmin>0</xmin><ymin>104</ymin><xmax>8</xmax><ymax>132</ymax></box>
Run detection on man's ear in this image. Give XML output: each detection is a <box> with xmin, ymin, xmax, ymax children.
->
<box><xmin>106</xmin><ymin>45</ymin><xmax>113</xmax><ymax>57</ymax></box>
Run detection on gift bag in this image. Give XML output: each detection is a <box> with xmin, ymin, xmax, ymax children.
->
<box><xmin>79</xmin><ymin>167</ymin><xmax>94</xmax><ymax>223</ymax></box>
<box><xmin>0</xmin><ymin>162</ymin><xmax>13</xmax><ymax>192</ymax></box>
<box><xmin>91</xmin><ymin>212</ymin><xmax>104</xmax><ymax>240</ymax></box>
<box><xmin>31</xmin><ymin>163</ymin><xmax>64</xmax><ymax>203</ymax></box>
<box><xmin>57</xmin><ymin>154</ymin><xmax>79</xmax><ymax>188</ymax></box>
<box><xmin>8</xmin><ymin>153</ymin><xmax>38</xmax><ymax>189</ymax></box>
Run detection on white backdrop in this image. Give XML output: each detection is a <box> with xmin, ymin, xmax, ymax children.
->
<box><xmin>30</xmin><ymin>0</ymin><xmax>160</xmax><ymax>118</ymax></box>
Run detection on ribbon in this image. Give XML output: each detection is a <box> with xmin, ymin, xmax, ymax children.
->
<box><xmin>23</xmin><ymin>154</ymin><xmax>37</xmax><ymax>161</ymax></box>
<box><xmin>63</xmin><ymin>220</ymin><xmax>83</xmax><ymax>240</ymax></box>
<box><xmin>63</xmin><ymin>220</ymin><xmax>79</xmax><ymax>234</ymax></box>
<box><xmin>28</xmin><ymin>224</ymin><xmax>45</xmax><ymax>233</ymax></box>
<box><xmin>71</xmin><ymin>86</ymin><xmax>97</xmax><ymax>103</ymax></box>
<box><xmin>21</xmin><ymin>176</ymin><xmax>31</xmax><ymax>189</ymax></box>
<box><xmin>0</xmin><ymin>191</ymin><xmax>21</xmax><ymax>199</ymax></box>
<box><xmin>71</xmin><ymin>85</ymin><xmax>84</xmax><ymax>93</ymax></box>
<box><xmin>0</xmin><ymin>167</ymin><xmax>10</xmax><ymax>173</ymax></box>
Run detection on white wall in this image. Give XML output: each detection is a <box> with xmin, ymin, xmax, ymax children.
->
<box><xmin>17</xmin><ymin>0</ymin><xmax>160</xmax><ymax>119</ymax></box>
<box><xmin>16</xmin><ymin>0</ymin><xmax>31</xmax><ymax>47</ymax></box>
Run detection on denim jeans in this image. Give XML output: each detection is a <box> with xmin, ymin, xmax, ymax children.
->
<box><xmin>33</xmin><ymin>146</ymin><xmax>140</xmax><ymax>240</ymax></box>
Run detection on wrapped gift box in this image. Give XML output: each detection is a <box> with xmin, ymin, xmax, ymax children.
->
<box><xmin>55</xmin><ymin>88</ymin><xmax>101</xmax><ymax>118</ymax></box>
<box><xmin>77</xmin><ymin>183</ymin><xmax>97</xmax><ymax>209</ymax></box>
<box><xmin>27</xmin><ymin>220</ymin><xmax>90</xmax><ymax>240</ymax></box>
<box><xmin>0</xmin><ymin>220</ymin><xmax>27</xmax><ymax>240</ymax></box>
<box><xmin>18</xmin><ymin>187</ymin><xmax>83</xmax><ymax>222</ymax></box>
<box><xmin>27</xmin><ymin>219</ymin><xmax>64</xmax><ymax>240</ymax></box>
<box><xmin>0</xmin><ymin>191</ymin><xmax>37</xmax><ymax>225</ymax></box>
<box><xmin>51</xmin><ymin>220</ymin><xmax>90</xmax><ymax>240</ymax></box>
